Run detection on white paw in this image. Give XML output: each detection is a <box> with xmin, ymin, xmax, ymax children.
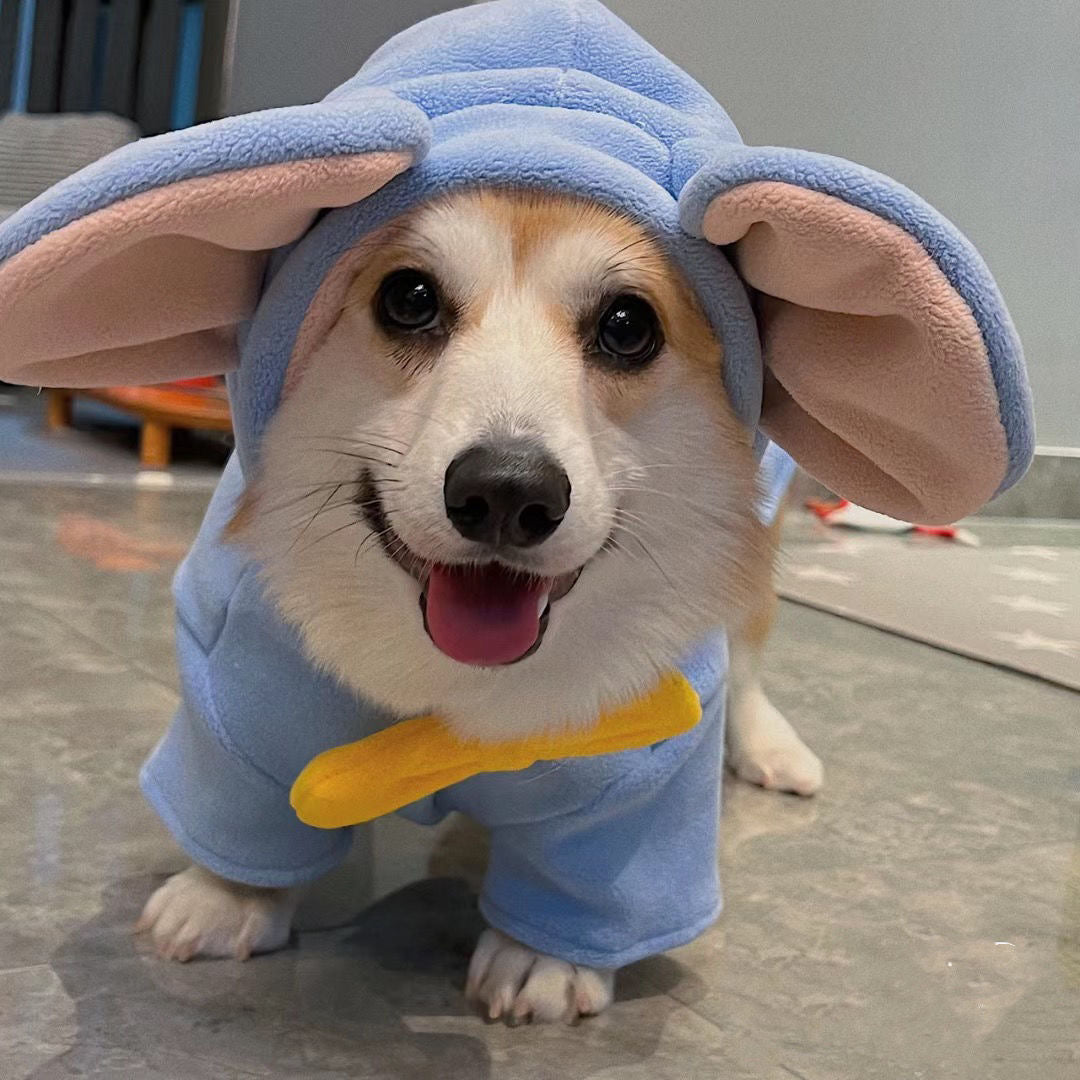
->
<box><xmin>465</xmin><ymin>928</ymin><xmax>615</xmax><ymax>1024</ymax></box>
<box><xmin>730</xmin><ymin>737</ymin><xmax>824</xmax><ymax>796</ymax></box>
<box><xmin>728</xmin><ymin>691</ymin><xmax>824</xmax><ymax>797</ymax></box>
<box><xmin>135</xmin><ymin>866</ymin><xmax>297</xmax><ymax>962</ymax></box>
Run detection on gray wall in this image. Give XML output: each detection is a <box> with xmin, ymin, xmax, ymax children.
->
<box><xmin>224</xmin><ymin>0</ymin><xmax>459</xmax><ymax>113</ymax></box>
<box><xmin>607</xmin><ymin>0</ymin><xmax>1079</xmax><ymax>448</ymax></box>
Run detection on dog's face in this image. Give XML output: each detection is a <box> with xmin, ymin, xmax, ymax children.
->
<box><xmin>240</xmin><ymin>189</ymin><xmax>765</xmax><ymax>738</ymax></box>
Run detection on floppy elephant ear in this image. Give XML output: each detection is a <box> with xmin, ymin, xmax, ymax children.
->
<box><xmin>680</xmin><ymin>148</ymin><xmax>1033</xmax><ymax>524</ymax></box>
<box><xmin>0</xmin><ymin>91</ymin><xmax>429</xmax><ymax>388</ymax></box>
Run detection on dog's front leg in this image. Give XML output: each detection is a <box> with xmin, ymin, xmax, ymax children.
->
<box><xmin>727</xmin><ymin>588</ymin><xmax>824</xmax><ymax>796</ymax></box>
<box><xmin>136</xmin><ymin>865</ymin><xmax>299</xmax><ymax>962</ymax></box>
<box><xmin>430</xmin><ymin>814</ymin><xmax>614</xmax><ymax>1022</ymax></box>
<box><xmin>442</xmin><ymin>691</ymin><xmax>727</xmax><ymax>1025</ymax></box>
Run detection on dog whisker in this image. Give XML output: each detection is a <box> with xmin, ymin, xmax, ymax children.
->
<box><xmin>605</xmin><ymin>234</ymin><xmax>655</xmax><ymax>262</ymax></box>
<box><xmin>259</xmin><ymin>479</ymin><xmax>403</xmax><ymax>522</ymax></box>
<box><xmin>255</xmin><ymin>481</ymin><xmax>363</xmax><ymax>517</ymax></box>
<box><xmin>354</xmin><ymin>524</ymin><xmax>397</xmax><ymax>567</ymax></box>
<box><xmin>611</xmin><ymin>506</ymin><xmax>653</xmax><ymax>532</ymax></box>
<box><xmin>605</xmin><ymin>483</ymin><xmax>746</xmax><ymax>524</ymax></box>
<box><xmin>295</xmin><ymin>432</ymin><xmax>408</xmax><ymax>450</ymax></box>
<box><xmin>609</xmin><ymin>511</ymin><xmax>691</xmax><ymax>603</ymax></box>
<box><xmin>294</xmin><ymin>515</ymin><xmax>367</xmax><ymax>558</ymax></box>
<box><xmin>603</xmin><ymin>462</ymin><xmax>715</xmax><ymax>479</ymax></box>
<box><xmin>282</xmin><ymin>497</ymin><xmax>384</xmax><ymax>523</ymax></box>
<box><xmin>305</xmin><ymin>447</ymin><xmax>404</xmax><ymax>465</ymax></box>
<box><xmin>293</xmin><ymin>436</ymin><xmax>407</xmax><ymax>456</ymax></box>
<box><xmin>287</xmin><ymin>482</ymin><xmax>347</xmax><ymax>553</ymax></box>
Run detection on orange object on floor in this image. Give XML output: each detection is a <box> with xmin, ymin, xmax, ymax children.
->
<box><xmin>46</xmin><ymin>383</ymin><xmax>232</xmax><ymax>469</ymax></box>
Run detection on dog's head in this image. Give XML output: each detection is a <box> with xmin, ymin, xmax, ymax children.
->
<box><xmin>238</xmin><ymin>190</ymin><xmax>764</xmax><ymax>736</ymax></box>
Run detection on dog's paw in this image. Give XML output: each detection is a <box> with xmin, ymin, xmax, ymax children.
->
<box><xmin>727</xmin><ymin>691</ymin><xmax>824</xmax><ymax>796</ymax></box>
<box><xmin>135</xmin><ymin>866</ymin><xmax>297</xmax><ymax>962</ymax></box>
<box><xmin>465</xmin><ymin>928</ymin><xmax>614</xmax><ymax>1024</ymax></box>
<box><xmin>730</xmin><ymin>737</ymin><xmax>824</xmax><ymax>796</ymax></box>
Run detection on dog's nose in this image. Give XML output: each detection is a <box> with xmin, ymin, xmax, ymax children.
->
<box><xmin>444</xmin><ymin>441</ymin><xmax>571</xmax><ymax>548</ymax></box>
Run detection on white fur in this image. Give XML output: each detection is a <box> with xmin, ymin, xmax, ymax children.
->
<box><xmin>136</xmin><ymin>867</ymin><xmax>298</xmax><ymax>962</ymax></box>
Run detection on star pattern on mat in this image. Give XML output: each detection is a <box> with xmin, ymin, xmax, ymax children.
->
<box><xmin>992</xmin><ymin>630</ymin><xmax>1078</xmax><ymax>657</ymax></box>
<box><xmin>788</xmin><ymin>565</ymin><xmax>856</xmax><ymax>585</ymax></box>
<box><xmin>990</xmin><ymin>595</ymin><xmax>1068</xmax><ymax>617</ymax></box>
<box><xmin>992</xmin><ymin>566</ymin><xmax>1063</xmax><ymax>585</ymax></box>
<box><xmin>1008</xmin><ymin>545</ymin><xmax>1061</xmax><ymax>561</ymax></box>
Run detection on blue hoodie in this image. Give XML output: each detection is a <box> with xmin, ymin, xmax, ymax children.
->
<box><xmin>0</xmin><ymin>0</ymin><xmax>1030</xmax><ymax>968</ymax></box>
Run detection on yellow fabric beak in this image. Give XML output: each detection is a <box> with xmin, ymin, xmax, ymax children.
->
<box><xmin>290</xmin><ymin>671</ymin><xmax>701</xmax><ymax>829</ymax></box>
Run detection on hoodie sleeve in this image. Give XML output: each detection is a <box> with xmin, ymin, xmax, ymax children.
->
<box><xmin>140</xmin><ymin>696</ymin><xmax>355</xmax><ymax>889</ymax></box>
<box><xmin>139</xmin><ymin>457</ymin><xmax>369</xmax><ymax>887</ymax></box>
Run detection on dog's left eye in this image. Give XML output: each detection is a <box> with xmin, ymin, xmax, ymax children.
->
<box><xmin>376</xmin><ymin>269</ymin><xmax>441</xmax><ymax>332</ymax></box>
<box><xmin>594</xmin><ymin>294</ymin><xmax>663</xmax><ymax>369</ymax></box>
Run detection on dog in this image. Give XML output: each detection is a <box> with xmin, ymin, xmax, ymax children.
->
<box><xmin>0</xmin><ymin>0</ymin><xmax>1028</xmax><ymax>1036</ymax></box>
<box><xmin>135</xmin><ymin>188</ymin><xmax>823</xmax><ymax>1022</ymax></box>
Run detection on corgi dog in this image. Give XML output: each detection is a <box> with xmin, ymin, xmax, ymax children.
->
<box><xmin>135</xmin><ymin>189</ymin><xmax>823</xmax><ymax>1022</ymax></box>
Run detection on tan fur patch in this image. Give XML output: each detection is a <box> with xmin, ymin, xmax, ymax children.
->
<box><xmin>340</xmin><ymin>225</ymin><xmax>438</xmax><ymax>320</ymax></box>
<box><xmin>736</xmin><ymin>503</ymin><xmax>786</xmax><ymax>649</ymax></box>
<box><xmin>225</xmin><ymin>491</ymin><xmax>257</xmax><ymax>541</ymax></box>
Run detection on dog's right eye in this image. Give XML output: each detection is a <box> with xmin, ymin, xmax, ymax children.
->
<box><xmin>376</xmin><ymin>269</ymin><xmax>441</xmax><ymax>332</ymax></box>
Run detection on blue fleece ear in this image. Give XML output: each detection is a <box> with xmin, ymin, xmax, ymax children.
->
<box><xmin>0</xmin><ymin>90</ymin><xmax>430</xmax><ymax>388</ymax></box>
<box><xmin>677</xmin><ymin>143</ymin><xmax>1033</xmax><ymax>522</ymax></box>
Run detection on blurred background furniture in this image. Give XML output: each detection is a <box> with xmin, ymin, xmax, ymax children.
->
<box><xmin>47</xmin><ymin>380</ymin><xmax>231</xmax><ymax>468</ymax></box>
<box><xmin>0</xmin><ymin>0</ymin><xmax>230</xmax><ymax>134</ymax></box>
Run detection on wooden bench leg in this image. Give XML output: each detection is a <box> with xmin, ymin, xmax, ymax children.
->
<box><xmin>140</xmin><ymin>419</ymin><xmax>172</xmax><ymax>469</ymax></box>
<box><xmin>46</xmin><ymin>390</ymin><xmax>73</xmax><ymax>431</ymax></box>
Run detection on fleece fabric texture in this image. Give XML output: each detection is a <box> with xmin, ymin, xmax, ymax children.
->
<box><xmin>0</xmin><ymin>0</ymin><xmax>1033</xmax><ymax>966</ymax></box>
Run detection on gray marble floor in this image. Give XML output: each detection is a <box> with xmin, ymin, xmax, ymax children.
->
<box><xmin>1</xmin><ymin>482</ymin><xmax>1078</xmax><ymax>1079</ymax></box>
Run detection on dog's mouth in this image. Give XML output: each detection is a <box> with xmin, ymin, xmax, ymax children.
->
<box><xmin>356</xmin><ymin>469</ymin><xmax>583</xmax><ymax>667</ymax></box>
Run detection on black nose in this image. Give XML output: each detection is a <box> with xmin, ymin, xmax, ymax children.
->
<box><xmin>444</xmin><ymin>441</ymin><xmax>571</xmax><ymax>548</ymax></box>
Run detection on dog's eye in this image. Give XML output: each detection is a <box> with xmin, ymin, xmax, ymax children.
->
<box><xmin>376</xmin><ymin>269</ymin><xmax>441</xmax><ymax>332</ymax></box>
<box><xmin>595</xmin><ymin>295</ymin><xmax>662</xmax><ymax>369</ymax></box>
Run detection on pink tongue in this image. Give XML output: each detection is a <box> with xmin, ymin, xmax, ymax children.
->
<box><xmin>424</xmin><ymin>564</ymin><xmax>549</xmax><ymax>666</ymax></box>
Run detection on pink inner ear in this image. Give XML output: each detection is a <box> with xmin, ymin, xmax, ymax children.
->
<box><xmin>0</xmin><ymin>152</ymin><xmax>414</xmax><ymax>388</ymax></box>
<box><xmin>703</xmin><ymin>182</ymin><xmax>1008</xmax><ymax>524</ymax></box>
